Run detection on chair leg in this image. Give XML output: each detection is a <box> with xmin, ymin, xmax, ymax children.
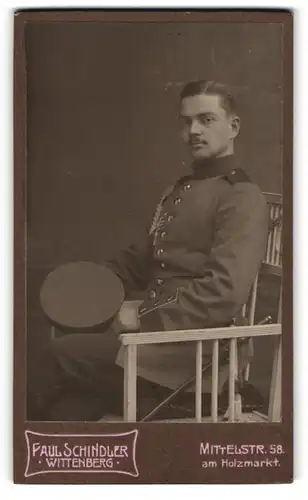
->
<box><xmin>123</xmin><ymin>344</ymin><xmax>137</xmax><ymax>422</ymax></box>
<box><xmin>211</xmin><ymin>340</ymin><xmax>219</xmax><ymax>422</ymax></box>
<box><xmin>268</xmin><ymin>335</ymin><xmax>282</xmax><ymax>422</ymax></box>
<box><xmin>195</xmin><ymin>340</ymin><xmax>203</xmax><ymax>422</ymax></box>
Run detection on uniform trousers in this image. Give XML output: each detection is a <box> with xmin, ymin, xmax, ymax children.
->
<box><xmin>44</xmin><ymin>325</ymin><xmax>213</xmax><ymax>421</ymax></box>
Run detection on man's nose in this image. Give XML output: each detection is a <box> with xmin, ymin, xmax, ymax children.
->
<box><xmin>189</xmin><ymin>120</ymin><xmax>202</xmax><ymax>135</ymax></box>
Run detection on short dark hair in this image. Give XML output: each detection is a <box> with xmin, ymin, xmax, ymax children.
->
<box><xmin>180</xmin><ymin>80</ymin><xmax>237</xmax><ymax>116</ymax></box>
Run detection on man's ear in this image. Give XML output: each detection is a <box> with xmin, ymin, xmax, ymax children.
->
<box><xmin>230</xmin><ymin>115</ymin><xmax>240</xmax><ymax>139</ymax></box>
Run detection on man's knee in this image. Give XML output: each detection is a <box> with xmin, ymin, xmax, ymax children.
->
<box><xmin>51</xmin><ymin>331</ymin><xmax>121</xmax><ymax>380</ymax></box>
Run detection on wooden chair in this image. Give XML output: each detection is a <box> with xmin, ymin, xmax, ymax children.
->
<box><xmin>119</xmin><ymin>193</ymin><xmax>283</xmax><ymax>423</ymax></box>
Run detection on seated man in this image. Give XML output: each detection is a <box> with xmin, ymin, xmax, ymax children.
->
<box><xmin>43</xmin><ymin>80</ymin><xmax>268</xmax><ymax>421</ymax></box>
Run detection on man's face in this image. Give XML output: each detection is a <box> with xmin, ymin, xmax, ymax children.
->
<box><xmin>179</xmin><ymin>93</ymin><xmax>240</xmax><ymax>160</ymax></box>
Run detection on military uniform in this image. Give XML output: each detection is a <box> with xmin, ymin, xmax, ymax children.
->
<box><xmin>45</xmin><ymin>154</ymin><xmax>268</xmax><ymax>420</ymax></box>
<box><xmin>108</xmin><ymin>155</ymin><xmax>269</xmax><ymax>392</ymax></box>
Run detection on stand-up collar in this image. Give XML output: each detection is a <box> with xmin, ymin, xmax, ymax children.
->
<box><xmin>191</xmin><ymin>154</ymin><xmax>237</xmax><ymax>180</ymax></box>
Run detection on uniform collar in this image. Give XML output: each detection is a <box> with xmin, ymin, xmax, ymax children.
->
<box><xmin>191</xmin><ymin>154</ymin><xmax>237</xmax><ymax>180</ymax></box>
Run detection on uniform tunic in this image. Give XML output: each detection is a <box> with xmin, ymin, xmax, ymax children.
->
<box><xmin>107</xmin><ymin>155</ymin><xmax>269</xmax><ymax>392</ymax></box>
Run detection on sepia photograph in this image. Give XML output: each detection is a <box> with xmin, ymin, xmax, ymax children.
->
<box><xmin>14</xmin><ymin>10</ymin><xmax>292</xmax><ymax>484</ymax></box>
<box><xmin>26</xmin><ymin>18</ymin><xmax>283</xmax><ymax>424</ymax></box>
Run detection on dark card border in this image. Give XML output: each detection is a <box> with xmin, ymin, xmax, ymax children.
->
<box><xmin>14</xmin><ymin>9</ymin><xmax>293</xmax><ymax>484</ymax></box>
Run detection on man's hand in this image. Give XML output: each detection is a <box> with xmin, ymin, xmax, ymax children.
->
<box><xmin>115</xmin><ymin>300</ymin><xmax>141</xmax><ymax>333</ymax></box>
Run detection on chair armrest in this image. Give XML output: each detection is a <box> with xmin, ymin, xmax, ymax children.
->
<box><xmin>120</xmin><ymin>323</ymin><xmax>281</xmax><ymax>346</ymax></box>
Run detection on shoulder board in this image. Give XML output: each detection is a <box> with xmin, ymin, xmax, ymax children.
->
<box><xmin>223</xmin><ymin>168</ymin><xmax>252</xmax><ymax>185</ymax></box>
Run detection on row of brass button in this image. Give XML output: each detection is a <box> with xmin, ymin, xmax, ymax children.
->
<box><xmin>155</xmin><ymin>182</ymin><xmax>192</xmax><ymax>270</ymax></box>
<box><xmin>140</xmin><ymin>182</ymin><xmax>192</xmax><ymax>314</ymax></box>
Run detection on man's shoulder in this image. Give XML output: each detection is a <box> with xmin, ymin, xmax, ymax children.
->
<box><xmin>218</xmin><ymin>169</ymin><xmax>267</xmax><ymax>208</ymax></box>
<box><xmin>160</xmin><ymin>167</ymin><xmax>266</xmax><ymax>207</ymax></box>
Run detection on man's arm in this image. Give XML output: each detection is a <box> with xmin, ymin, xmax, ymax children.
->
<box><xmin>139</xmin><ymin>183</ymin><xmax>269</xmax><ymax>332</ymax></box>
<box><xmin>105</xmin><ymin>228</ymin><xmax>153</xmax><ymax>297</ymax></box>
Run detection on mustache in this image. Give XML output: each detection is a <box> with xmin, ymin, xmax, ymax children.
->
<box><xmin>189</xmin><ymin>138</ymin><xmax>208</xmax><ymax>146</ymax></box>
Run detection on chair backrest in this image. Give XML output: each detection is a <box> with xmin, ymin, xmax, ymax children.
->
<box><xmin>264</xmin><ymin>193</ymin><xmax>283</xmax><ymax>269</ymax></box>
<box><xmin>243</xmin><ymin>192</ymin><xmax>282</xmax><ymax>327</ymax></box>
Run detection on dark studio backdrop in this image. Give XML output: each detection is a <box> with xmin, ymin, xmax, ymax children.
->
<box><xmin>25</xmin><ymin>21</ymin><xmax>283</xmax><ymax>415</ymax></box>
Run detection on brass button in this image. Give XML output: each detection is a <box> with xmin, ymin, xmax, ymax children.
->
<box><xmin>174</xmin><ymin>198</ymin><xmax>181</xmax><ymax>205</ymax></box>
<box><xmin>157</xmin><ymin>248</ymin><xmax>164</xmax><ymax>256</ymax></box>
<box><xmin>167</xmin><ymin>215</ymin><xmax>174</xmax><ymax>223</ymax></box>
<box><xmin>160</xmin><ymin>262</ymin><xmax>166</xmax><ymax>269</ymax></box>
<box><xmin>231</xmin><ymin>170</ymin><xmax>236</xmax><ymax>175</ymax></box>
<box><xmin>184</xmin><ymin>184</ymin><xmax>191</xmax><ymax>191</ymax></box>
<box><xmin>160</xmin><ymin>231</ymin><xmax>167</xmax><ymax>239</ymax></box>
<box><xmin>149</xmin><ymin>290</ymin><xmax>156</xmax><ymax>299</ymax></box>
<box><xmin>157</xmin><ymin>278</ymin><xmax>164</xmax><ymax>285</ymax></box>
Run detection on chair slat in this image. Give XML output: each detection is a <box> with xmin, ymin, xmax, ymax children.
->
<box><xmin>268</xmin><ymin>205</ymin><xmax>276</xmax><ymax>263</ymax></box>
<box><xmin>123</xmin><ymin>344</ymin><xmax>137</xmax><ymax>421</ymax></box>
<box><xmin>228</xmin><ymin>338</ymin><xmax>237</xmax><ymax>422</ymax></box>
<box><xmin>279</xmin><ymin>237</ymin><xmax>283</xmax><ymax>266</ymax></box>
<box><xmin>271</xmin><ymin>205</ymin><xmax>279</xmax><ymax>263</ymax></box>
<box><xmin>248</xmin><ymin>275</ymin><xmax>258</xmax><ymax>325</ymax></box>
<box><xmin>211</xmin><ymin>340</ymin><xmax>219</xmax><ymax>422</ymax></box>
<box><xmin>266</xmin><ymin>230</ymin><xmax>272</xmax><ymax>262</ymax></box>
<box><xmin>195</xmin><ymin>340</ymin><xmax>203</xmax><ymax>422</ymax></box>
<box><xmin>274</xmin><ymin>214</ymin><xmax>282</xmax><ymax>266</ymax></box>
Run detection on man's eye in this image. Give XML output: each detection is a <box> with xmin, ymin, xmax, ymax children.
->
<box><xmin>201</xmin><ymin>116</ymin><xmax>214</xmax><ymax>124</ymax></box>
